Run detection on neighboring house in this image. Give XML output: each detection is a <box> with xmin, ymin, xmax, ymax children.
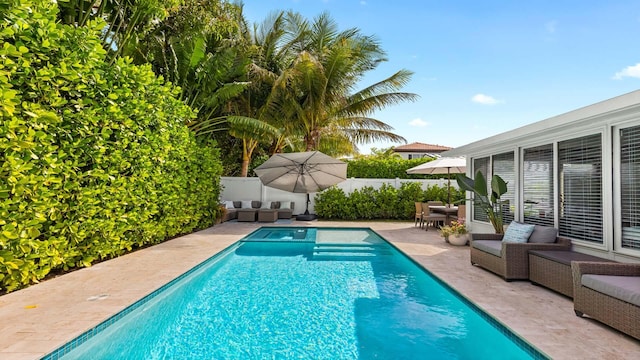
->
<box><xmin>393</xmin><ymin>142</ymin><xmax>452</xmax><ymax>160</ymax></box>
<box><xmin>445</xmin><ymin>90</ymin><xmax>640</xmax><ymax>263</ymax></box>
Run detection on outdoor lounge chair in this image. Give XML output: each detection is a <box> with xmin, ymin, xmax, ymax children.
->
<box><xmin>470</xmin><ymin>226</ymin><xmax>572</xmax><ymax>281</ymax></box>
<box><xmin>572</xmin><ymin>261</ymin><xmax>640</xmax><ymax>340</ymax></box>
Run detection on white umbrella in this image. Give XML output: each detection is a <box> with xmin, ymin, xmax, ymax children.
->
<box><xmin>406</xmin><ymin>157</ymin><xmax>466</xmax><ymax>205</ymax></box>
<box><xmin>254</xmin><ymin>151</ymin><xmax>347</xmax><ymax>216</ymax></box>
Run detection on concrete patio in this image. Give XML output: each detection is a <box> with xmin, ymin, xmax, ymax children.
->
<box><xmin>0</xmin><ymin>221</ymin><xmax>638</xmax><ymax>359</ymax></box>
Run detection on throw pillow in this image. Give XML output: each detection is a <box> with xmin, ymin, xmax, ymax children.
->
<box><xmin>240</xmin><ymin>200</ymin><xmax>252</xmax><ymax>209</ymax></box>
<box><xmin>224</xmin><ymin>200</ymin><xmax>235</xmax><ymax>210</ymax></box>
<box><xmin>260</xmin><ymin>201</ymin><xmax>272</xmax><ymax>209</ymax></box>
<box><xmin>502</xmin><ymin>222</ymin><xmax>535</xmax><ymax>243</ymax></box>
<box><xmin>279</xmin><ymin>201</ymin><xmax>291</xmax><ymax>210</ymax></box>
<box><xmin>528</xmin><ymin>225</ymin><xmax>558</xmax><ymax>243</ymax></box>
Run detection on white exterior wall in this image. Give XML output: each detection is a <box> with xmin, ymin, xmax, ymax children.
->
<box><xmin>221</xmin><ymin>177</ymin><xmax>452</xmax><ymax>215</ymax></box>
<box><xmin>444</xmin><ymin>90</ymin><xmax>640</xmax><ymax>263</ymax></box>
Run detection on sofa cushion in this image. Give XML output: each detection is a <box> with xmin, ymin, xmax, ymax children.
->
<box><xmin>503</xmin><ymin>222</ymin><xmax>535</xmax><ymax>243</ymax></box>
<box><xmin>240</xmin><ymin>200</ymin><xmax>252</xmax><ymax>209</ymax></box>
<box><xmin>279</xmin><ymin>201</ymin><xmax>291</xmax><ymax>210</ymax></box>
<box><xmin>529</xmin><ymin>225</ymin><xmax>558</xmax><ymax>243</ymax></box>
<box><xmin>223</xmin><ymin>200</ymin><xmax>235</xmax><ymax>210</ymax></box>
<box><xmin>260</xmin><ymin>201</ymin><xmax>272</xmax><ymax>209</ymax></box>
<box><xmin>582</xmin><ymin>274</ymin><xmax>640</xmax><ymax>307</ymax></box>
<box><xmin>472</xmin><ymin>240</ymin><xmax>502</xmax><ymax>257</ymax></box>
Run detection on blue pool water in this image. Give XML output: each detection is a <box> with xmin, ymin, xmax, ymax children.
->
<box><xmin>49</xmin><ymin>227</ymin><xmax>547</xmax><ymax>359</ymax></box>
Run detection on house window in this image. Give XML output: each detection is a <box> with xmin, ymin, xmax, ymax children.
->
<box><xmin>523</xmin><ymin>144</ymin><xmax>554</xmax><ymax>227</ymax></box>
<box><xmin>492</xmin><ymin>152</ymin><xmax>515</xmax><ymax>225</ymax></box>
<box><xmin>472</xmin><ymin>157</ymin><xmax>490</xmax><ymax>222</ymax></box>
<box><xmin>558</xmin><ymin>134</ymin><xmax>602</xmax><ymax>243</ymax></box>
<box><xmin>408</xmin><ymin>154</ymin><xmax>413</xmax><ymax>160</ymax></box>
<box><xmin>620</xmin><ymin>125</ymin><xmax>640</xmax><ymax>250</ymax></box>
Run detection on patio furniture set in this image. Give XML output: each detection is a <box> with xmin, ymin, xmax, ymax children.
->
<box><xmin>469</xmin><ymin>223</ymin><xmax>640</xmax><ymax>340</ymax></box>
<box><xmin>222</xmin><ymin>200</ymin><xmax>294</xmax><ymax>223</ymax></box>
<box><xmin>414</xmin><ymin>202</ymin><xmax>465</xmax><ymax>230</ymax></box>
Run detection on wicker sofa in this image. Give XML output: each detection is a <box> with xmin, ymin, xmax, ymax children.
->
<box><xmin>222</xmin><ymin>201</ymin><xmax>294</xmax><ymax>222</ymax></box>
<box><xmin>572</xmin><ymin>261</ymin><xmax>640</xmax><ymax>340</ymax></box>
<box><xmin>470</xmin><ymin>226</ymin><xmax>572</xmax><ymax>281</ymax></box>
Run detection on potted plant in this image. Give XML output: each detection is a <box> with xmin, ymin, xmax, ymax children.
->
<box><xmin>456</xmin><ymin>171</ymin><xmax>508</xmax><ymax>234</ymax></box>
<box><xmin>439</xmin><ymin>221</ymin><xmax>469</xmax><ymax>245</ymax></box>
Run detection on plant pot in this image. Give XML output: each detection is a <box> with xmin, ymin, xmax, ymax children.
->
<box><xmin>449</xmin><ymin>234</ymin><xmax>468</xmax><ymax>246</ymax></box>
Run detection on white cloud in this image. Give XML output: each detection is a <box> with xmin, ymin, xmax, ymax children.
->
<box><xmin>409</xmin><ymin>118</ymin><xmax>429</xmax><ymax>127</ymax></box>
<box><xmin>360</xmin><ymin>1</ymin><xmax>367</xmax><ymax>4</ymax></box>
<box><xmin>613</xmin><ymin>63</ymin><xmax>640</xmax><ymax>80</ymax></box>
<box><xmin>471</xmin><ymin>93</ymin><xmax>502</xmax><ymax>105</ymax></box>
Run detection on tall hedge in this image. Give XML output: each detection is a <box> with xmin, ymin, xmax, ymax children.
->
<box><xmin>314</xmin><ymin>182</ymin><xmax>464</xmax><ymax>220</ymax></box>
<box><xmin>345</xmin><ymin>157</ymin><xmax>436</xmax><ymax>179</ymax></box>
<box><xmin>0</xmin><ymin>0</ymin><xmax>223</xmax><ymax>292</ymax></box>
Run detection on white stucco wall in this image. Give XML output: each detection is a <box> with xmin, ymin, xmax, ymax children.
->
<box><xmin>220</xmin><ymin>177</ymin><xmax>453</xmax><ymax>215</ymax></box>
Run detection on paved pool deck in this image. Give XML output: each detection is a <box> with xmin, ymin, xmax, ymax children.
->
<box><xmin>0</xmin><ymin>221</ymin><xmax>638</xmax><ymax>359</ymax></box>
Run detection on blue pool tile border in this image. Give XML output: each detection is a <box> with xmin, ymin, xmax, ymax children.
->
<box><xmin>40</xmin><ymin>242</ymin><xmax>240</xmax><ymax>360</ymax></box>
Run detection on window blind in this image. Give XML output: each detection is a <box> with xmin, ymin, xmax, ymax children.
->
<box><xmin>620</xmin><ymin>125</ymin><xmax>640</xmax><ymax>250</ymax></box>
<box><xmin>492</xmin><ymin>152</ymin><xmax>515</xmax><ymax>225</ymax></box>
<box><xmin>523</xmin><ymin>144</ymin><xmax>554</xmax><ymax>227</ymax></box>
<box><xmin>472</xmin><ymin>157</ymin><xmax>490</xmax><ymax>222</ymax></box>
<box><xmin>558</xmin><ymin>134</ymin><xmax>602</xmax><ymax>243</ymax></box>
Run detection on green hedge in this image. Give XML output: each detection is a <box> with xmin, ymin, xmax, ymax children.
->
<box><xmin>314</xmin><ymin>182</ymin><xmax>463</xmax><ymax>220</ymax></box>
<box><xmin>345</xmin><ymin>157</ymin><xmax>435</xmax><ymax>179</ymax></box>
<box><xmin>0</xmin><ymin>0</ymin><xmax>223</xmax><ymax>292</ymax></box>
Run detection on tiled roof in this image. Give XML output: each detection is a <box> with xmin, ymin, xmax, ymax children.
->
<box><xmin>393</xmin><ymin>142</ymin><xmax>452</xmax><ymax>152</ymax></box>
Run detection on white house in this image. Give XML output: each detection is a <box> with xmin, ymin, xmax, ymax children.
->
<box><xmin>444</xmin><ymin>90</ymin><xmax>640</xmax><ymax>263</ymax></box>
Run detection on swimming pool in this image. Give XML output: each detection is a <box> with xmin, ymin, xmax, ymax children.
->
<box><xmin>45</xmin><ymin>227</ymin><xmax>547</xmax><ymax>359</ymax></box>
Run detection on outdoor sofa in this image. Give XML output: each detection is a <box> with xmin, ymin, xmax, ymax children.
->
<box><xmin>222</xmin><ymin>201</ymin><xmax>294</xmax><ymax>222</ymax></box>
<box><xmin>470</xmin><ymin>223</ymin><xmax>572</xmax><ymax>281</ymax></box>
<box><xmin>572</xmin><ymin>261</ymin><xmax>640</xmax><ymax>340</ymax></box>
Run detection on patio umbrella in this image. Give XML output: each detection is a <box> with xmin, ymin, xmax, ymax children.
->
<box><xmin>406</xmin><ymin>157</ymin><xmax>466</xmax><ymax>205</ymax></box>
<box><xmin>254</xmin><ymin>151</ymin><xmax>347</xmax><ymax>217</ymax></box>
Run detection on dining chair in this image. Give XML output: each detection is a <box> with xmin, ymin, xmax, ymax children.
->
<box><xmin>423</xmin><ymin>202</ymin><xmax>447</xmax><ymax>230</ymax></box>
<box><xmin>414</xmin><ymin>202</ymin><xmax>424</xmax><ymax>228</ymax></box>
<box><xmin>450</xmin><ymin>204</ymin><xmax>466</xmax><ymax>223</ymax></box>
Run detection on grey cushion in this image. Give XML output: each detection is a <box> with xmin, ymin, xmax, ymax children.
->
<box><xmin>472</xmin><ymin>240</ymin><xmax>502</xmax><ymax>257</ymax></box>
<box><xmin>503</xmin><ymin>222</ymin><xmax>535</xmax><ymax>243</ymax></box>
<box><xmin>582</xmin><ymin>274</ymin><xmax>640</xmax><ymax>307</ymax></box>
<box><xmin>529</xmin><ymin>225</ymin><xmax>558</xmax><ymax>243</ymax></box>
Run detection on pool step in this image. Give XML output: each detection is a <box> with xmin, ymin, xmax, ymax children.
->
<box><xmin>311</xmin><ymin>244</ymin><xmax>391</xmax><ymax>261</ymax></box>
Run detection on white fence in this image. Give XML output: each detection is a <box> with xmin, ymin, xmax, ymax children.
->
<box><xmin>220</xmin><ymin>177</ymin><xmax>455</xmax><ymax>215</ymax></box>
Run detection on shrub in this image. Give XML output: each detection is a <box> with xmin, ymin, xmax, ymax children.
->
<box><xmin>346</xmin><ymin>157</ymin><xmax>435</xmax><ymax>179</ymax></box>
<box><xmin>0</xmin><ymin>0</ymin><xmax>223</xmax><ymax>292</ymax></box>
<box><xmin>313</xmin><ymin>187</ymin><xmax>352</xmax><ymax>219</ymax></box>
<box><xmin>314</xmin><ymin>182</ymin><xmax>433</xmax><ymax>221</ymax></box>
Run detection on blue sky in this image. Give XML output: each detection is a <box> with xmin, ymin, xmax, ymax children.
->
<box><xmin>241</xmin><ymin>0</ymin><xmax>640</xmax><ymax>153</ymax></box>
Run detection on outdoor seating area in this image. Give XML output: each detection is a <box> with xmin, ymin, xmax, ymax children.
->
<box><xmin>467</xmin><ymin>222</ymin><xmax>640</xmax><ymax>341</ymax></box>
<box><xmin>222</xmin><ymin>200</ymin><xmax>294</xmax><ymax>222</ymax></box>
<box><xmin>414</xmin><ymin>201</ymin><xmax>461</xmax><ymax>231</ymax></box>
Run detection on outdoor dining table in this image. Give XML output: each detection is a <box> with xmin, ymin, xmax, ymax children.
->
<box><xmin>429</xmin><ymin>205</ymin><xmax>458</xmax><ymax>225</ymax></box>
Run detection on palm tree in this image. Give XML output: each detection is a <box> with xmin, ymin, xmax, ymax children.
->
<box><xmin>266</xmin><ymin>11</ymin><xmax>417</xmax><ymax>155</ymax></box>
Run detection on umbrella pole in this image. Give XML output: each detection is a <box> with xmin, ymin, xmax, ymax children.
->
<box><xmin>304</xmin><ymin>193</ymin><xmax>310</xmax><ymax>215</ymax></box>
<box><xmin>447</xmin><ymin>167</ymin><xmax>451</xmax><ymax>206</ymax></box>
